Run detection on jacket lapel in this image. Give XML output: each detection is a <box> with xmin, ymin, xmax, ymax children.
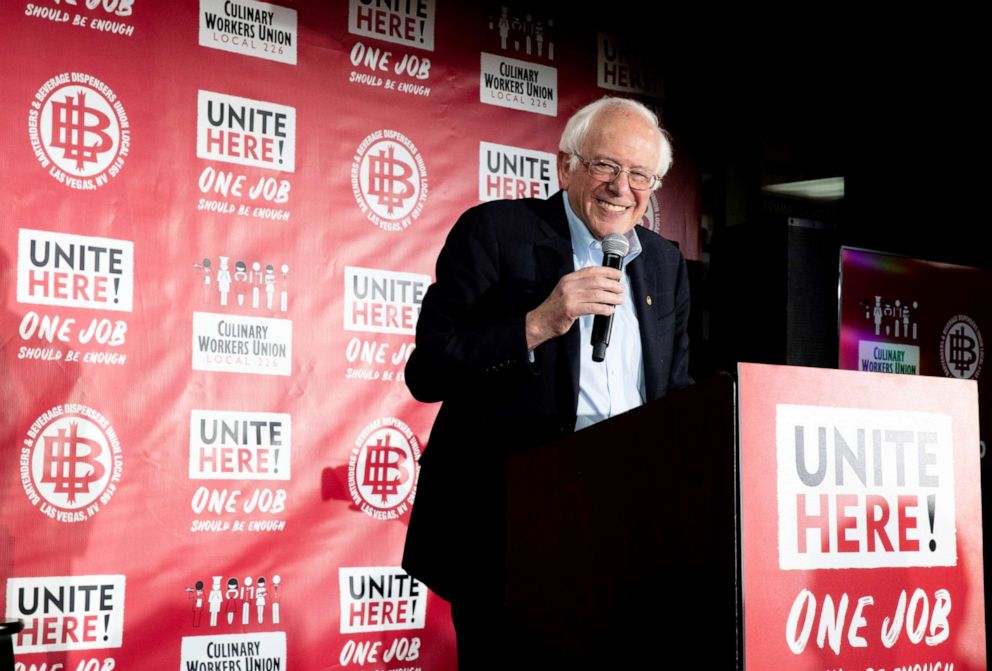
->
<box><xmin>629</xmin><ymin>227</ymin><xmax>663</xmax><ymax>401</ymax></box>
<box><xmin>532</xmin><ymin>192</ymin><xmax>581</xmax><ymax>423</ymax></box>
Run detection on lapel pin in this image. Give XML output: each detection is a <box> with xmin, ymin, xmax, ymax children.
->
<box><xmin>646</xmin><ymin>296</ymin><xmax>653</xmax><ymax>305</ymax></box>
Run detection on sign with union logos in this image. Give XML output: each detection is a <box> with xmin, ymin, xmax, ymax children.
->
<box><xmin>839</xmin><ymin>247</ymin><xmax>992</xmax><ymax>645</ymax></box>
<box><xmin>1</xmin><ymin>2</ymin><xmax>700</xmax><ymax>669</ymax></box>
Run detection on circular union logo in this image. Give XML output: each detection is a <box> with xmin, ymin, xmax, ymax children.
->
<box><xmin>21</xmin><ymin>405</ymin><xmax>123</xmax><ymax>522</ymax></box>
<box><xmin>351</xmin><ymin>130</ymin><xmax>428</xmax><ymax>232</ymax></box>
<box><xmin>348</xmin><ymin>417</ymin><xmax>420</xmax><ymax>520</ymax></box>
<box><xmin>637</xmin><ymin>191</ymin><xmax>662</xmax><ymax>234</ymax></box>
<box><xmin>940</xmin><ymin>314</ymin><xmax>984</xmax><ymax>379</ymax></box>
<box><xmin>30</xmin><ymin>72</ymin><xmax>129</xmax><ymax>189</ymax></box>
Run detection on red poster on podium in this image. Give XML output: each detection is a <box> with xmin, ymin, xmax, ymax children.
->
<box><xmin>739</xmin><ymin>363</ymin><xmax>986</xmax><ymax>670</ymax></box>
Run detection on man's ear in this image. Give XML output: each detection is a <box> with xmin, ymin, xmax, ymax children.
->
<box><xmin>557</xmin><ymin>151</ymin><xmax>572</xmax><ymax>189</ymax></box>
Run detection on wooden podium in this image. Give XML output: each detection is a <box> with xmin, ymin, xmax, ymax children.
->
<box><xmin>505</xmin><ymin>372</ymin><xmax>739</xmax><ymax>667</ymax></box>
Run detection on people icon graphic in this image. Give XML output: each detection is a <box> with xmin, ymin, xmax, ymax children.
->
<box><xmin>185</xmin><ymin>580</ymin><xmax>205</xmax><ymax>627</ymax></box>
<box><xmin>208</xmin><ymin>576</ymin><xmax>223</xmax><ymax>627</ymax></box>
<box><xmin>184</xmin><ymin>573</ymin><xmax>281</xmax><ymax>628</ymax></box>
<box><xmin>271</xmin><ymin>574</ymin><xmax>281</xmax><ymax>624</ymax></box>
<box><xmin>255</xmin><ymin>576</ymin><xmax>267</xmax><ymax>624</ymax></box>
<box><xmin>225</xmin><ymin>576</ymin><xmax>240</xmax><ymax>625</ymax></box>
<box><xmin>242</xmin><ymin>575</ymin><xmax>253</xmax><ymax>625</ymax></box>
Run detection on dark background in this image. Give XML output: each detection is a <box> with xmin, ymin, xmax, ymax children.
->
<box><xmin>617</xmin><ymin>10</ymin><xmax>986</xmax><ymax>378</ymax></box>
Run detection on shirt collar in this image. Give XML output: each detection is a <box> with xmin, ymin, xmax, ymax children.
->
<box><xmin>562</xmin><ymin>190</ymin><xmax>642</xmax><ymax>265</ymax></box>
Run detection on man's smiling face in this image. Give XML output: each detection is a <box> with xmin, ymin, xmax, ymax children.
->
<box><xmin>558</xmin><ymin>107</ymin><xmax>660</xmax><ymax>240</ymax></box>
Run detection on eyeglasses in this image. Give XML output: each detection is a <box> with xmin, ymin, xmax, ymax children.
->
<box><xmin>573</xmin><ymin>153</ymin><xmax>660</xmax><ymax>191</ymax></box>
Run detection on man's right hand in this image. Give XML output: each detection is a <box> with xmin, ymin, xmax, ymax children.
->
<box><xmin>524</xmin><ymin>266</ymin><xmax>624</xmax><ymax>351</ymax></box>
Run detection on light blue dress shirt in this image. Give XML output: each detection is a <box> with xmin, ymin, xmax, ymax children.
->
<box><xmin>562</xmin><ymin>194</ymin><xmax>645</xmax><ymax>431</ymax></box>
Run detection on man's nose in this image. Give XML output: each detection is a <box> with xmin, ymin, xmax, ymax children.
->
<box><xmin>605</xmin><ymin>170</ymin><xmax>633</xmax><ymax>195</ymax></box>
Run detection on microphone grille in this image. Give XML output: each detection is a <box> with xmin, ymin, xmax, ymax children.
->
<box><xmin>601</xmin><ymin>233</ymin><xmax>630</xmax><ymax>258</ymax></box>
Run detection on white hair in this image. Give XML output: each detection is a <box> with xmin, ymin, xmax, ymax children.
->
<box><xmin>558</xmin><ymin>96</ymin><xmax>673</xmax><ymax>186</ymax></box>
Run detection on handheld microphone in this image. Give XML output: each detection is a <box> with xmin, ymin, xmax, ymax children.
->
<box><xmin>591</xmin><ymin>233</ymin><xmax>629</xmax><ymax>362</ymax></box>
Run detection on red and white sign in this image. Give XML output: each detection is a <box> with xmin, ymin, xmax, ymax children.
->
<box><xmin>29</xmin><ymin>72</ymin><xmax>130</xmax><ymax>189</ymax></box>
<box><xmin>199</xmin><ymin>0</ymin><xmax>298</xmax><ymax>65</ymax></box>
<box><xmin>5</xmin><ymin>575</ymin><xmax>126</xmax><ymax>653</ymax></box>
<box><xmin>348</xmin><ymin>417</ymin><xmax>420</xmax><ymax>520</ymax></box>
<box><xmin>180</xmin><ymin>631</ymin><xmax>286</xmax><ymax>668</ymax></box>
<box><xmin>343</xmin><ymin>266</ymin><xmax>428</xmax><ymax>336</ymax></box>
<box><xmin>347</xmin><ymin>0</ymin><xmax>435</xmax><ymax>51</ymax></box>
<box><xmin>17</xmin><ymin>228</ymin><xmax>133</xmax><ymax>312</ymax></box>
<box><xmin>197</xmin><ymin>90</ymin><xmax>295</xmax><ymax>172</ymax></box>
<box><xmin>189</xmin><ymin>409</ymin><xmax>291</xmax><ymax>480</ymax></box>
<box><xmin>339</xmin><ymin>566</ymin><xmax>426</xmax><ymax>633</ymax></box>
<box><xmin>739</xmin><ymin>363</ymin><xmax>986</xmax><ymax>669</ymax></box>
<box><xmin>478</xmin><ymin>140</ymin><xmax>557</xmax><ymax>201</ymax></box>
<box><xmin>480</xmin><ymin>52</ymin><xmax>557</xmax><ymax>116</ymax></box>
<box><xmin>20</xmin><ymin>403</ymin><xmax>123</xmax><ymax>523</ymax></box>
<box><xmin>351</xmin><ymin>129</ymin><xmax>428</xmax><ymax>231</ymax></box>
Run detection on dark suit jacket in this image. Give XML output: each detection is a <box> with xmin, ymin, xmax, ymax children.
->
<box><xmin>402</xmin><ymin>191</ymin><xmax>691</xmax><ymax>602</ymax></box>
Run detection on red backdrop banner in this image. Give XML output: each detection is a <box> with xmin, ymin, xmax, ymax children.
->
<box><xmin>1</xmin><ymin>2</ymin><xmax>700</xmax><ymax>669</ymax></box>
